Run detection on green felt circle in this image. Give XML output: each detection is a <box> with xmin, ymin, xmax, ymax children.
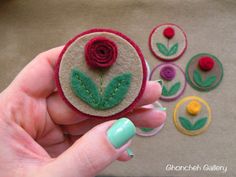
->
<box><xmin>185</xmin><ymin>53</ymin><xmax>224</xmax><ymax>92</ymax></box>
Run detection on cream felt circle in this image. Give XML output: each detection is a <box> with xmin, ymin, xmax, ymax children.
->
<box><xmin>149</xmin><ymin>23</ymin><xmax>187</xmax><ymax>61</ymax></box>
<box><xmin>150</xmin><ymin>63</ymin><xmax>186</xmax><ymax>101</ymax></box>
<box><xmin>173</xmin><ymin>96</ymin><xmax>212</xmax><ymax>136</ymax></box>
<box><xmin>56</xmin><ymin>29</ymin><xmax>146</xmax><ymax>118</ymax></box>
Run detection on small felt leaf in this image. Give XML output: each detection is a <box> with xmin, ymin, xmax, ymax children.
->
<box><xmin>192</xmin><ymin>117</ymin><xmax>208</xmax><ymax>130</ymax></box>
<box><xmin>157</xmin><ymin>43</ymin><xmax>169</xmax><ymax>56</ymax></box>
<box><xmin>70</xmin><ymin>68</ymin><xmax>100</xmax><ymax>109</ymax></box>
<box><xmin>162</xmin><ymin>85</ymin><xmax>169</xmax><ymax>96</ymax></box>
<box><xmin>168</xmin><ymin>82</ymin><xmax>181</xmax><ymax>96</ymax></box>
<box><xmin>100</xmin><ymin>73</ymin><xmax>132</xmax><ymax>109</ymax></box>
<box><xmin>202</xmin><ymin>75</ymin><xmax>216</xmax><ymax>87</ymax></box>
<box><xmin>193</xmin><ymin>70</ymin><xmax>203</xmax><ymax>86</ymax></box>
<box><xmin>167</xmin><ymin>43</ymin><xmax>178</xmax><ymax>56</ymax></box>
<box><xmin>179</xmin><ymin>116</ymin><xmax>193</xmax><ymax>130</ymax></box>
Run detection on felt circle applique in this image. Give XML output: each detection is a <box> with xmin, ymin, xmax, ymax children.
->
<box><xmin>149</xmin><ymin>23</ymin><xmax>187</xmax><ymax>61</ymax></box>
<box><xmin>173</xmin><ymin>96</ymin><xmax>212</xmax><ymax>136</ymax></box>
<box><xmin>186</xmin><ymin>53</ymin><xmax>223</xmax><ymax>92</ymax></box>
<box><xmin>150</xmin><ymin>63</ymin><xmax>186</xmax><ymax>101</ymax></box>
<box><xmin>55</xmin><ymin>29</ymin><xmax>147</xmax><ymax>119</ymax></box>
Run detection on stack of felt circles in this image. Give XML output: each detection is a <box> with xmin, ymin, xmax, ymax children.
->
<box><xmin>55</xmin><ymin>29</ymin><xmax>147</xmax><ymax>119</ymax></box>
<box><xmin>150</xmin><ymin>63</ymin><xmax>186</xmax><ymax>101</ymax></box>
<box><xmin>173</xmin><ymin>96</ymin><xmax>212</xmax><ymax>136</ymax></box>
<box><xmin>149</xmin><ymin>23</ymin><xmax>187</xmax><ymax>61</ymax></box>
<box><xmin>186</xmin><ymin>53</ymin><xmax>224</xmax><ymax>91</ymax></box>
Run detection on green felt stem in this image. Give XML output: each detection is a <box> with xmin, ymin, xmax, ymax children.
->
<box><xmin>70</xmin><ymin>68</ymin><xmax>132</xmax><ymax>110</ymax></box>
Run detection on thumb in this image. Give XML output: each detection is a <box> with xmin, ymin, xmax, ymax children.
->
<box><xmin>46</xmin><ymin>118</ymin><xmax>136</xmax><ymax>177</ymax></box>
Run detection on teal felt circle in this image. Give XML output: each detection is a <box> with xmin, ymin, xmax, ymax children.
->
<box><xmin>185</xmin><ymin>53</ymin><xmax>224</xmax><ymax>92</ymax></box>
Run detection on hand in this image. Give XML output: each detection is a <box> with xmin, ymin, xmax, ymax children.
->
<box><xmin>0</xmin><ymin>47</ymin><xmax>166</xmax><ymax>177</ymax></box>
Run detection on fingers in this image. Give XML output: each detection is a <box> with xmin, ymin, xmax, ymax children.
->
<box><xmin>47</xmin><ymin>92</ymin><xmax>88</xmax><ymax>125</ymax></box>
<box><xmin>136</xmin><ymin>81</ymin><xmax>162</xmax><ymax>107</ymax></box>
<box><xmin>11</xmin><ymin>46</ymin><xmax>64</xmax><ymax>98</ymax></box>
<box><xmin>46</xmin><ymin>118</ymin><xmax>135</xmax><ymax>177</ymax></box>
<box><xmin>63</xmin><ymin>107</ymin><xmax>166</xmax><ymax>136</ymax></box>
<box><xmin>46</xmin><ymin>81</ymin><xmax>161</xmax><ymax>125</ymax></box>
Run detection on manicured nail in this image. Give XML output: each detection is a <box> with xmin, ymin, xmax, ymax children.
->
<box><xmin>107</xmin><ymin>118</ymin><xmax>136</xmax><ymax>149</ymax></box>
<box><xmin>158</xmin><ymin>107</ymin><xmax>167</xmax><ymax>111</ymax></box>
<box><xmin>126</xmin><ymin>148</ymin><xmax>134</xmax><ymax>158</ymax></box>
<box><xmin>156</xmin><ymin>79</ymin><xmax>163</xmax><ymax>87</ymax></box>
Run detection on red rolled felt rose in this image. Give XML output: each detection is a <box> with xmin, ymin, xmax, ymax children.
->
<box><xmin>85</xmin><ymin>37</ymin><xmax>118</xmax><ymax>68</ymax></box>
<box><xmin>163</xmin><ymin>27</ymin><xmax>175</xmax><ymax>39</ymax></box>
<box><xmin>198</xmin><ymin>56</ymin><xmax>215</xmax><ymax>71</ymax></box>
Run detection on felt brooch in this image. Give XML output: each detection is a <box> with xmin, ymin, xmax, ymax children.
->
<box><xmin>185</xmin><ymin>53</ymin><xmax>223</xmax><ymax>91</ymax></box>
<box><xmin>55</xmin><ymin>29</ymin><xmax>147</xmax><ymax>119</ymax></box>
<box><xmin>149</xmin><ymin>23</ymin><xmax>187</xmax><ymax>61</ymax></box>
<box><xmin>173</xmin><ymin>96</ymin><xmax>212</xmax><ymax>136</ymax></box>
<box><xmin>150</xmin><ymin>63</ymin><xmax>186</xmax><ymax>101</ymax></box>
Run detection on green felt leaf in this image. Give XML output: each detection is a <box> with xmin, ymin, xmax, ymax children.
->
<box><xmin>162</xmin><ymin>82</ymin><xmax>181</xmax><ymax>97</ymax></box>
<box><xmin>162</xmin><ymin>85</ymin><xmax>169</xmax><ymax>96</ymax></box>
<box><xmin>157</xmin><ymin>43</ymin><xmax>169</xmax><ymax>56</ymax></box>
<box><xmin>202</xmin><ymin>75</ymin><xmax>216</xmax><ymax>87</ymax></box>
<box><xmin>70</xmin><ymin>68</ymin><xmax>100</xmax><ymax>109</ymax></box>
<box><xmin>179</xmin><ymin>116</ymin><xmax>193</xmax><ymax>130</ymax></box>
<box><xmin>168</xmin><ymin>82</ymin><xmax>181</xmax><ymax>96</ymax></box>
<box><xmin>192</xmin><ymin>117</ymin><xmax>208</xmax><ymax>130</ymax></box>
<box><xmin>100</xmin><ymin>73</ymin><xmax>132</xmax><ymax>109</ymax></box>
<box><xmin>168</xmin><ymin>43</ymin><xmax>178</xmax><ymax>56</ymax></box>
<box><xmin>193</xmin><ymin>70</ymin><xmax>203</xmax><ymax>86</ymax></box>
<box><xmin>193</xmin><ymin>69</ymin><xmax>216</xmax><ymax>88</ymax></box>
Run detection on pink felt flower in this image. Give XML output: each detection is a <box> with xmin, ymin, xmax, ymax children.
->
<box><xmin>160</xmin><ymin>65</ymin><xmax>176</xmax><ymax>81</ymax></box>
<box><xmin>163</xmin><ymin>27</ymin><xmax>175</xmax><ymax>39</ymax></box>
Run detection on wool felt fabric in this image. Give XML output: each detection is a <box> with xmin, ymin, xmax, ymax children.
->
<box><xmin>186</xmin><ymin>53</ymin><xmax>223</xmax><ymax>92</ymax></box>
<box><xmin>149</xmin><ymin>23</ymin><xmax>187</xmax><ymax>61</ymax></box>
<box><xmin>1</xmin><ymin>1</ymin><xmax>236</xmax><ymax>176</ymax></box>
<box><xmin>55</xmin><ymin>29</ymin><xmax>147</xmax><ymax>118</ymax></box>
<box><xmin>150</xmin><ymin>63</ymin><xmax>186</xmax><ymax>101</ymax></box>
<box><xmin>173</xmin><ymin>96</ymin><xmax>212</xmax><ymax>136</ymax></box>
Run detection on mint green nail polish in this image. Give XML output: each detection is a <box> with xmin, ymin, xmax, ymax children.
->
<box><xmin>126</xmin><ymin>148</ymin><xmax>134</xmax><ymax>158</ymax></box>
<box><xmin>107</xmin><ymin>118</ymin><xmax>136</xmax><ymax>149</ymax></box>
<box><xmin>159</xmin><ymin>107</ymin><xmax>167</xmax><ymax>111</ymax></box>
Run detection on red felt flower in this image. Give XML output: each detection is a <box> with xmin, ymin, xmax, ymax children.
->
<box><xmin>198</xmin><ymin>57</ymin><xmax>215</xmax><ymax>71</ymax></box>
<box><xmin>85</xmin><ymin>37</ymin><xmax>118</xmax><ymax>68</ymax></box>
<box><xmin>163</xmin><ymin>27</ymin><xmax>175</xmax><ymax>39</ymax></box>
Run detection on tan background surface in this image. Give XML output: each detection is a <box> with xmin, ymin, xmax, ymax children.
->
<box><xmin>0</xmin><ymin>1</ymin><xmax>235</xmax><ymax>177</ymax></box>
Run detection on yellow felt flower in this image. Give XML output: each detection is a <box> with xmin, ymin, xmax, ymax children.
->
<box><xmin>186</xmin><ymin>100</ymin><xmax>201</xmax><ymax>116</ymax></box>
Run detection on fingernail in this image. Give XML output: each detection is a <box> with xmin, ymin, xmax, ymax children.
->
<box><xmin>126</xmin><ymin>148</ymin><xmax>134</xmax><ymax>158</ymax></box>
<box><xmin>156</xmin><ymin>79</ymin><xmax>163</xmax><ymax>87</ymax></box>
<box><xmin>158</xmin><ymin>107</ymin><xmax>167</xmax><ymax>111</ymax></box>
<box><xmin>107</xmin><ymin>118</ymin><xmax>136</xmax><ymax>149</ymax></box>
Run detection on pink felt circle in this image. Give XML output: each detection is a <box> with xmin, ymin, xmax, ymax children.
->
<box><xmin>85</xmin><ymin>37</ymin><xmax>117</xmax><ymax>68</ymax></box>
<box><xmin>55</xmin><ymin>29</ymin><xmax>147</xmax><ymax>119</ymax></box>
<box><xmin>149</xmin><ymin>23</ymin><xmax>188</xmax><ymax>62</ymax></box>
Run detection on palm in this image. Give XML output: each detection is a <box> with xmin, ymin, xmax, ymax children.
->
<box><xmin>0</xmin><ymin>46</ymin><xmax>163</xmax><ymax>176</ymax></box>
